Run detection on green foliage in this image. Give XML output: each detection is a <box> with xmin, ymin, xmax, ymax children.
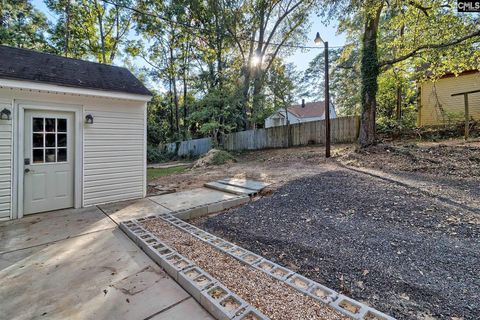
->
<box><xmin>147</xmin><ymin>93</ymin><xmax>173</xmax><ymax>145</ymax></box>
<box><xmin>45</xmin><ymin>0</ymin><xmax>134</xmax><ymax>62</ymax></box>
<box><xmin>7</xmin><ymin>0</ymin><xmax>480</xmax><ymax>147</ymax></box>
<box><xmin>189</xmin><ymin>87</ymin><xmax>244</xmax><ymax>141</ymax></box>
<box><xmin>147</xmin><ymin>145</ymin><xmax>167</xmax><ymax>163</ymax></box>
<box><xmin>0</xmin><ymin>0</ymin><xmax>50</xmax><ymax>50</ymax></box>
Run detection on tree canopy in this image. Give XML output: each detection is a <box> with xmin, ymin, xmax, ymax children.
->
<box><xmin>1</xmin><ymin>0</ymin><xmax>479</xmax><ymax>147</ymax></box>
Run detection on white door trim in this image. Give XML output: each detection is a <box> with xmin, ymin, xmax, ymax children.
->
<box><xmin>13</xmin><ymin>100</ymin><xmax>83</xmax><ymax>219</ymax></box>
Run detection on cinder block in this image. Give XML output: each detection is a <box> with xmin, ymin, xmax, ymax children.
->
<box><xmin>232</xmin><ymin>307</ymin><xmax>269</xmax><ymax>320</ymax></box>
<box><xmin>148</xmin><ymin>245</ymin><xmax>175</xmax><ymax>266</ymax></box>
<box><xmin>228</xmin><ymin>246</ymin><xmax>248</xmax><ymax>258</ymax></box>
<box><xmin>239</xmin><ymin>252</ymin><xmax>262</xmax><ymax>265</ymax></box>
<box><xmin>287</xmin><ymin>273</ymin><xmax>314</xmax><ymax>293</ymax></box>
<box><xmin>268</xmin><ymin>264</ymin><xmax>294</xmax><ymax>281</ymax></box>
<box><xmin>252</xmin><ymin>259</ymin><xmax>275</xmax><ymax>272</ymax></box>
<box><xmin>200</xmin><ymin>284</ymin><xmax>248</xmax><ymax>320</ymax></box>
<box><xmin>208</xmin><ymin>237</ymin><xmax>226</xmax><ymax>247</ymax></box>
<box><xmin>362</xmin><ymin>308</ymin><xmax>396</xmax><ymax>320</ymax></box>
<box><xmin>144</xmin><ymin>241</ymin><xmax>172</xmax><ymax>260</ymax></box>
<box><xmin>196</xmin><ymin>232</ymin><xmax>215</xmax><ymax>242</ymax></box>
<box><xmin>119</xmin><ymin>222</ymin><xmax>138</xmax><ymax>239</ymax></box>
<box><xmin>178</xmin><ymin>267</ymin><xmax>218</xmax><ymax>301</ymax></box>
<box><xmin>331</xmin><ymin>294</ymin><xmax>368</xmax><ymax>319</ymax></box>
<box><xmin>217</xmin><ymin>241</ymin><xmax>235</xmax><ymax>253</ymax></box>
<box><xmin>183</xmin><ymin>224</ymin><xmax>201</xmax><ymax>234</ymax></box>
<box><xmin>136</xmin><ymin>232</ymin><xmax>156</xmax><ymax>247</ymax></box>
<box><xmin>160</xmin><ymin>253</ymin><xmax>194</xmax><ymax>281</ymax></box>
<box><xmin>306</xmin><ymin>282</ymin><xmax>338</xmax><ymax>304</ymax></box>
<box><xmin>252</xmin><ymin>259</ymin><xmax>293</xmax><ymax>281</ymax></box>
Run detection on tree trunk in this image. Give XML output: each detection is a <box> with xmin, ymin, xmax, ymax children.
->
<box><xmin>65</xmin><ymin>0</ymin><xmax>70</xmax><ymax>57</ymax></box>
<box><xmin>169</xmin><ymin>44</ymin><xmax>179</xmax><ymax>133</ymax></box>
<box><xmin>358</xmin><ymin>4</ymin><xmax>383</xmax><ymax>147</ymax></box>
<box><xmin>94</xmin><ymin>1</ymin><xmax>106</xmax><ymax>63</ymax></box>
<box><xmin>396</xmin><ymin>85</ymin><xmax>402</xmax><ymax>121</ymax></box>
<box><xmin>169</xmin><ymin>79</ymin><xmax>174</xmax><ymax>135</ymax></box>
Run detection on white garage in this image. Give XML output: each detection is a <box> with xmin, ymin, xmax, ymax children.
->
<box><xmin>0</xmin><ymin>45</ymin><xmax>152</xmax><ymax>220</ymax></box>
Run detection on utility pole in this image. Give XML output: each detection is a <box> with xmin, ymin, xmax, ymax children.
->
<box><xmin>324</xmin><ymin>41</ymin><xmax>331</xmax><ymax>158</ymax></box>
<box><xmin>315</xmin><ymin>32</ymin><xmax>331</xmax><ymax>158</ymax></box>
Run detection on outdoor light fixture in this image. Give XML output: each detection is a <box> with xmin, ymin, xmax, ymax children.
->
<box><xmin>0</xmin><ymin>108</ymin><xmax>11</xmax><ymax>120</ymax></box>
<box><xmin>314</xmin><ymin>32</ymin><xmax>331</xmax><ymax>158</ymax></box>
<box><xmin>314</xmin><ymin>32</ymin><xmax>323</xmax><ymax>45</ymax></box>
<box><xmin>85</xmin><ymin>114</ymin><xmax>94</xmax><ymax>124</ymax></box>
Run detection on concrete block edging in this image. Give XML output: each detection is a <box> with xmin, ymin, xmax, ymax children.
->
<box><xmin>119</xmin><ymin>219</ymin><xmax>269</xmax><ymax>320</ymax></box>
<box><xmin>155</xmin><ymin>213</ymin><xmax>396</xmax><ymax>320</ymax></box>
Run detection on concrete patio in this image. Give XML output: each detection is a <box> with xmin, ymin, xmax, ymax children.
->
<box><xmin>0</xmin><ymin>193</ymin><xmax>222</xmax><ymax>320</ymax></box>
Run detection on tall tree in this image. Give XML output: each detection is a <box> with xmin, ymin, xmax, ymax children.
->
<box><xmin>223</xmin><ymin>0</ymin><xmax>316</xmax><ymax>128</ymax></box>
<box><xmin>46</xmin><ymin>0</ymin><xmax>134</xmax><ymax>63</ymax></box>
<box><xmin>0</xmin><ymin>0</ymin><xmax>50</xmax><ymax>50</ymax></box>
<box><xmin>322</xmin><ymin>0</ymin><xmax>480</xmax><ymax>147</ymax></box>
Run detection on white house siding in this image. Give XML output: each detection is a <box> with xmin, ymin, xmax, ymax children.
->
<box><xmin>0</xmin><ymin>87</ymin><xmax>147</xmax><ymax>218</ymax></box>
<box><xmin>83</xmin><ymin>103</ymin><xmax>146</xmax><ymax>206</ymax></box>
<box><xmin>0</xmin><ymin>101</ymin><xmax>12</xmax><ymax>219</ymax></box>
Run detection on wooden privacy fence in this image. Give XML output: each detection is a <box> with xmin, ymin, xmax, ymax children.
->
<box><xmin>223</xmin><ymin>116</ymin><xmax>360</xmax><ymax>151</ymax></box>
<box><xmin>160</xmin><ymin>137</ymin><xmax>212</xmax><ymax>157</ymax></box>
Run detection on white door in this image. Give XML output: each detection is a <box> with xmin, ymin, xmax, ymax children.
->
<box><xmin>23</xmin><ymin>111</ymin><xmax>74</xmax><ymax>215</ymax></box>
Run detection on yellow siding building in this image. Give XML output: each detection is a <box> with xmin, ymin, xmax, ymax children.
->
<box><xmin>418</xmin><ymin>70</ymin><xmax>480</xmax><ymax>126</ymax></box>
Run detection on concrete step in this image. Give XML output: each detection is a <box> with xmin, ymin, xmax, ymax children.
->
<box><xmin>217</xmin><ymin>178</ymin><xmax>271</xmax><ymax>191</ymax></box>
<box><xmin>204</xmin><ymin>181</ymin><xmax>258</xmax><ymax>196</ymax></box>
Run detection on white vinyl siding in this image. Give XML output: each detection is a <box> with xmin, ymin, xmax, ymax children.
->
<box><xmin>0</xmin><ymin>102</ymin><xmax>12</xmax><ymax>219</ymax></box>
<box><xmin>83</xmin><ymin>105</ymin><xmax>145</xmax><ymax>206</ymax></box>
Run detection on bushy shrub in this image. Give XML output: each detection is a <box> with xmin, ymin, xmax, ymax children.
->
<box><xmin>147</xmin><ymin>145</ymin><xmax>177</xmax><ymax>163</ymax></box>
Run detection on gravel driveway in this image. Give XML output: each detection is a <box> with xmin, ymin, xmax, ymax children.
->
<box><xmin>195</xmin><ymin>166</ymin><xmax>480</xmax><ymax>319</ymax></box>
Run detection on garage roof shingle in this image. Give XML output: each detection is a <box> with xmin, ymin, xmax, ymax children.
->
<box><xmin>0</xmin><ymin>45</ymin><xmax>152</xmax><ymax>96</ymax></box>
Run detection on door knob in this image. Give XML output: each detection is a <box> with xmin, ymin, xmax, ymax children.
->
<box><xmin>24</xmin><ymin>168</ymin><xmax>31</xmax><ymax>174</ymax></box>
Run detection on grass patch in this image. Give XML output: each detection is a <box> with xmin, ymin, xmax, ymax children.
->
<box><xmin>147</xmin><ymin>166</ymin><xmax>187</xmax><ymax>181</ymax></box>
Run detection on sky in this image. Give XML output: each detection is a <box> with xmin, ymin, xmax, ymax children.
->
<box><xmin>31</xmin><ymin>0</ymin><xmax>346</xmax><ymax>72</ymax></box>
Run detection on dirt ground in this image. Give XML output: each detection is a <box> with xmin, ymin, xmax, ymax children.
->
<box><xmin>151</xmin><ymin>144</ymin><xmax>352</xmax><ymax>193</ymax></box>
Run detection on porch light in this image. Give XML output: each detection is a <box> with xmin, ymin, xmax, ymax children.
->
<box><xmin>0</xmin><ymin>108</ymin><xmax>11</xmax><ymax>120</ymax></box>
<box><xmin>85</xmin><ymin>114</ymin><xmax>94</xmax><ymax>124</ymax></box>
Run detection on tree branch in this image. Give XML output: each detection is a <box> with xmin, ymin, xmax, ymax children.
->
<box><xmin>379</xmin><ymin>29</ymin><xmax>480</xmax><ymax>67</ymax></box>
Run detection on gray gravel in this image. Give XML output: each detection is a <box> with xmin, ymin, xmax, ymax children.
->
<box><xmin>195</xmin><ymin>167</ymin><xmax>480</xmax><ymax>319</ymax></box>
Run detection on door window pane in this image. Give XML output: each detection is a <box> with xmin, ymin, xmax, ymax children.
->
<box><xmin>45</xmin><ymin>149</ymin><xmax>56</xmax><ymax>162</ymax></box>
<box><xmin>57</xmin><ymin>119</ymin><xmax>67</xmax><ymax>132</ymax></box>
<box><xmin>57</xmin><ymin>134</ymin><xmax>67</xmax><ymax>147</ymax></box>
<box><xmin>57</xmin><ymin>148</ymin><xmax>67</xmax><ymax>162</ymax></box>
<box><xmin>32</xmin><ymin>134</ymin><xmax>44</xmax><ymax>148</ymax></box>
<box><xmin>31</xmin><ymin>117</ymin><xmax>68</xmax><ymax>164</ymax></box>
<box><xmin>33</xmin><ymin>149</ymin><xmax>44</xmax><ymax>163</ymax></box>
<box><xmin>46</xmin><ymin>134</ymin><xmax>56</xmax><ymax>147</ymax></box>
<box><xmin>45</xmin><ymin>118</ymin><xmax>55</xmax><ymax>132</ymax></box>
<box><xmin>33</xmin><ymin>118</ymin><xmax>43</xmax><ymax>132</ymax></box>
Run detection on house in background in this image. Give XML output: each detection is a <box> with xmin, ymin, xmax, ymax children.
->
<box><xmin>264</xmin><ymin>100</ymin><xmax>337</xmax><ymax>128</ymax></box>
<box><xmin>417</xmin><ymin>69</ymin><xmax>480</xmax><ymax>126</ymax></box>
<box><xmin>0</xmin><ymin>45</ymin><xmax>152</xmax><ymax>220</ymax></box>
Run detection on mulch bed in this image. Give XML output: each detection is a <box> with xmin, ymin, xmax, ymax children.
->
<box><xmin>194</xmin><ymin>168</ymin><xmax>480</xmax><ymax>320</ymax></box>
<box><xmin>140</xmin><ymin>218</ymin><xmax>349</xmax><ymax>320</ymax></box>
